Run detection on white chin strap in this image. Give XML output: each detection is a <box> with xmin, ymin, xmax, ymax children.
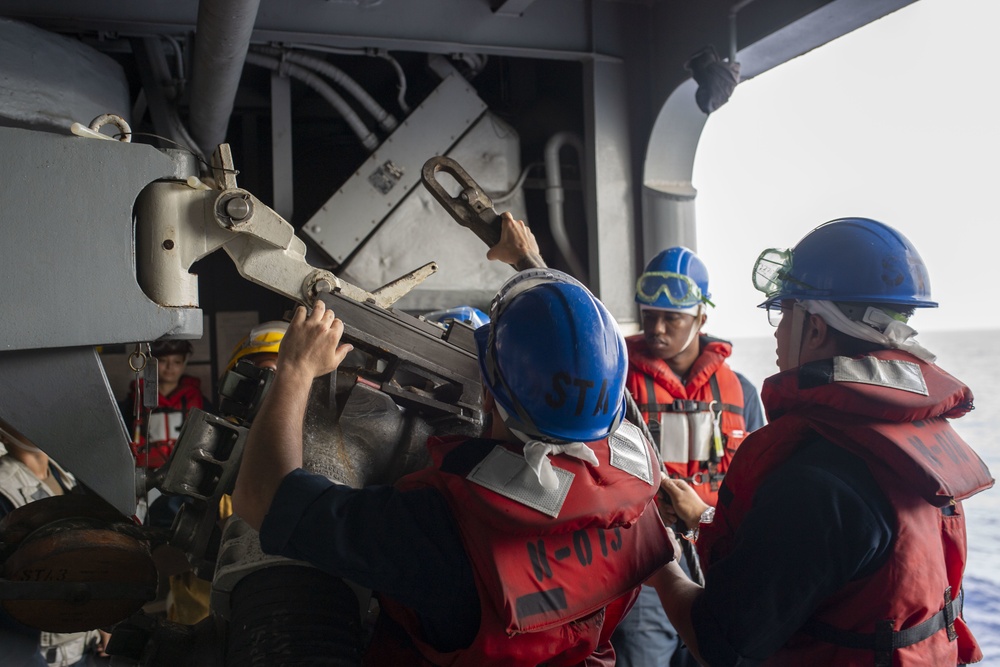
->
<box><xmin>496</xmin><ymin>403</ymin><xmax>599</xmax><ymax>489</ymax></box>
<box><xmin>680</xmin><ymin>304</ymin><xmax>705</xmax><ymax>351</ymax></box>
<box><xmin>798</xmin><ymin>299</ymin><xmax>937</xmax><ymax>363</ymax></box>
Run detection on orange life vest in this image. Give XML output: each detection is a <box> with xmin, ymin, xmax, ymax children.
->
<box><xmin>699</xmin><ymin>350</ymin><xmax>992</xmax><ymax>666</ymax></box>
<box><xmin>377</xmin><ymin>424</ymin><xmax>672</xmax><ymax>667</ymax></box>
<box><xmin>626</xmin><ymin>334</ymin><xmax>748</xmax><ymax>506</ymax></box>
<box><xmin>124</xmin><ymin>375</ymin><xmax>207</xmax><ymax>469</ymax></box>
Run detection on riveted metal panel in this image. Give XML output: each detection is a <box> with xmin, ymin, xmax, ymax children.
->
<box><xmin>302</xmin><ymin>73</ymin><xmax>487</xmax><ymax>265</ymax></box>
<box><xmin>0</xmin><ymin>126</ymin><xmax>201</xmax><ymax>351</ymax></box>
<box><xmin>340</xmin><ymin>112</ymin><xmax>522</xmax><ymax>310</ymax></box>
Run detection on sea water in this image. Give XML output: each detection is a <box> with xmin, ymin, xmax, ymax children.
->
<box><xmin>725</xmin><ymin>328</ymin><xmax>1000</xmax><ymax>663</ymax></box>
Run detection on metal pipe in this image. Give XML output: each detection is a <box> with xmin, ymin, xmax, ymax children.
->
<box><xmin>729</xmin><ymin>0</ymin><xmax>758</xmax><ymax>62</ymax></box>
<box><xmin>544</xmin><ymin>131</ymin><xmax>589</xmax><ymax>282</ymax></box>
<box><xmin>188</xmin><ymin>0</ymin><xmax>262</xmax><ymax>158</ymax></box>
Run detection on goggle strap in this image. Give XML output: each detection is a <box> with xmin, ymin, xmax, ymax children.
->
<box><xmin>484</xmin><ymin>320</ymin><xmax>543</xmax><ymax>437</ymax></box>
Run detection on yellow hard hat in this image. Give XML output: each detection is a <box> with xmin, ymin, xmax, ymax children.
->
<box><xmin>225</xmin><ymin>321</ymin><xmax>288</xmax><ymax>373</ymax></box>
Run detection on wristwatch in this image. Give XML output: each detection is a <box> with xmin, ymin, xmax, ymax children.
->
<box><xmin>699</xmin><ymin>506</ymin><xmax>716</xmax><ymax>525</ymax></box>
<box><xmin>682</xmin><ymin>506</ymin><xmax>716</xmax><ymax>543</ymax></box>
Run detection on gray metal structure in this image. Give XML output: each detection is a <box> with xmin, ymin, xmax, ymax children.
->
<box><xmin>0</xmin><ymin>0</ymin><xmax>924</xmax><ymax>660</ymax></box>
<box><xmin>0</xmin><ymin>0</ymin><xmax>918</xmax><ymax>517</ymax></box>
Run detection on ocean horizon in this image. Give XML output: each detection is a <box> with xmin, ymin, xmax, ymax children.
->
<box><xmin>722</xmin><ymin>327</ymin><xmax>1000</xmax><ymax>663</ymax></box>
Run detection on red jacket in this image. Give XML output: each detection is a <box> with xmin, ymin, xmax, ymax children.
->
<box><xmin>626</xmin><ymin>334</ymin><xmax>748</xmax><ymax>506</ymax></box>
<box><xmin>699</xmin><ymin>350</ymin><xmax>992</xmax><ymax>666</ymax></box>
<box><xmin>376</xmin><ymin>425</ymin><xmax>672</xmax><ymax>667</ymax></box>
<box><xmin>123</xmin><ymin>375</ymin><xmax>208</xmax><ymax>469</ymax></box>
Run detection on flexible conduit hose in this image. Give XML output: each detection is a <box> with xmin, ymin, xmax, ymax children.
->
<box><xmin>244</xmin><ymin>52</ymin><xmax>379</xmax><ymax>151</ymax></box>
<box><xmin>377</xmin><ymin>51</ymin><xmax>411</xmax><ymax>114</ymax></box>
<box><xmin>253</xmin><ymin>46</ymin><xmax>398</xmax><ymax>132</ymax></box>
<box><xmin>544</xmin><ymin>131</ymin><xmax>589</xmax><ymax>282</ymax></box>
<box><xmin>288</xmin><ymin>43</ymin><xmax>411</xmax><ymax>114</ymax></box>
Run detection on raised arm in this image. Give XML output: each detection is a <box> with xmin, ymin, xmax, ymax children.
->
<box><xmin>232</xmin><ymin>300</ymin><xmax>354</xmax><ymax>530</ymax></box>
<box><xmin>486</xmin><ymin>212</ymin><xmax>546</xmax><ymax>270</ymax></box>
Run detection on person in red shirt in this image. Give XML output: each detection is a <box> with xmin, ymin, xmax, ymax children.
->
<box><xmin>121</xmin><ymin>340</ymin><xmax>212</xmax><ymax>470</ymax></box>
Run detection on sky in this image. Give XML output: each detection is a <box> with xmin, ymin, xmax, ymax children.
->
<box><xmin>692</xmin><ymin>0</ymin><xmax>1000</xmax><ymax>342</ymax></box>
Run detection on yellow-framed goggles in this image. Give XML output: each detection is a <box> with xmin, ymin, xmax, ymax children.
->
<box><xmin>635</xmin><ymin>271</ymin><xmax>713</xmax><ymax>308</ymax></box>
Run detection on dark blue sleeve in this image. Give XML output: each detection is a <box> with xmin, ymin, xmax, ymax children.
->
<box><xmin>735</xmin><ymin>372</ymin><xmax>766</xmax><ymax>432</ymax></box>
<box><xmin>0</xmin><ymin>496</ymin><xmax>14</xmax><ymax>519</ymax></box>
<box><xmin>691</xmin><ymin>440</ymin><xmax>894</xmax><ymax>666</ymax></box>
<box><xmin>259</xmin><ymin>468</ymin><xmax>479</xmax><ymax>650</ymax></box>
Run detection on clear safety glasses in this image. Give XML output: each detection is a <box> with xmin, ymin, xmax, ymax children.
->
<box><xmin>634</xmin><ymin>271</ymin><xmax>710</xmax><ymax>308</ymax></box>
<box><xmin>765</xmin><ymin>301</ymin><xmax>810</xmax><ymax>327</ymax></box>
<box><xmin>765</xmin><ymin>302</ymin><xmax>786</xmax><ymax>327</ymax></box>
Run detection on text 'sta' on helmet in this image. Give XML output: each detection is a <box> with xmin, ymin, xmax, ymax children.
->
<box><xmin>753</xmin><ymin>217</ymin><xmax>937</xmax><ymax>309</ymax></box>
<box><xmin>225</xmin><ymin>321</ymin><xmax>288</xmax><ymax>373</ymax></box>
<box><xmin>474</xmin><ymin>269</ymin><xmax>627</xmax><ymax>443</ymax></box>
<box><xmin>635</xmin><ymin>246</ymin><xmax>713</xmax><ymax>314</ymax></box>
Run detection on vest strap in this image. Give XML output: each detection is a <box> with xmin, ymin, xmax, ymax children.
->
<box><xmin>668</xmin><ymin>470</ymin><xmax>725</xmax><ymax>487</ymax></box>
<box><xmin>802</xmin><ymin>587</ymin><xmax>960</xmax><ymax>662</ymax></box>
<box><xmin>638</xmin><ymin>399</ymin><xmax>743</xmax><ymax>414</ymax></box>
<box><xmin>637</xmin><ymin>373</ymin><xmax>742</xmax><ymax>415</ymax></box>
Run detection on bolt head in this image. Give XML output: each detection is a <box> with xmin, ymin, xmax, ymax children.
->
<box><xmin>224</xmin><ymin>196</ymin><xmax>252</xmax><ymax>221</ymax></box>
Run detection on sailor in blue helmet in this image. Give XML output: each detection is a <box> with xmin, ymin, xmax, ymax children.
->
<box><xmin>612</xmin><ymin>246</ymin><xmax>764</xmax><ymax>667</ymax></box>
<box><xmin>233</xmin><ymin>212</ymin><xmax>673</xmax><ymax>666</ymax></box>
<box><xmin>649</xmin><ymin>218</ymin><xmax>992</xmax><ymax>666</ymax></box>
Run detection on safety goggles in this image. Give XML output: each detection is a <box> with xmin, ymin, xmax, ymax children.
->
<box><xmin>635</xmin><ymin>271</ymin><xmax>712</xmax><ymax>308</ymax></box>
<box><xmin>752</xmin><ymin>248</ymin><xmax>819</xmax><ymax>301</ymax></box>
<box><xmin>488</xmin><ymin>268</ymin><xmax>586</xmax><ymax>324</ymax></box>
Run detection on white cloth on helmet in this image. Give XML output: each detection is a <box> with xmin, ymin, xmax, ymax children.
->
<box><xmin>495</xmin><ymin>402</ymin><xmax>602</xmax><ymax>489</ymax></box>
<box><xmin>800</xmin><ymin>299</ymin><xmax>936</xmax><ymax>363</ymax></box>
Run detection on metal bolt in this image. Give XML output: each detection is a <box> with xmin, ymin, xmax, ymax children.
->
<box><xmin>162</xmin><ymin>239</ymin><xmax>175</xmax><ymax>250</ymax></box>
<box><xmin>313</xmin><ymin>279</ymin><xmax>334</xmax><ymax>295</ymax></box>
<box><xmin>224</xmin><ymin>196</ymin><xmax>251</xmax><ymax>221</ymax></box>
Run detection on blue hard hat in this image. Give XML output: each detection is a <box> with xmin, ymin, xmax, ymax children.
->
<box><xmin>475</xmin><ymin>269</ymin><xmax>627</xmax><ymax>443</ymax></box>
<box><xmin>753</xmin><ymin>218</ymin><xmax>937</xmax><ymax>308</ymax></box>
<box><xmin>423</xmin><ymin>306</ymin><xmax>490</xmax><ymax>329</ymax></box>
<box><xmin>635</xmin><ymin>246</ymin><xmax>713</xmax><ymax>312</ymax></box>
